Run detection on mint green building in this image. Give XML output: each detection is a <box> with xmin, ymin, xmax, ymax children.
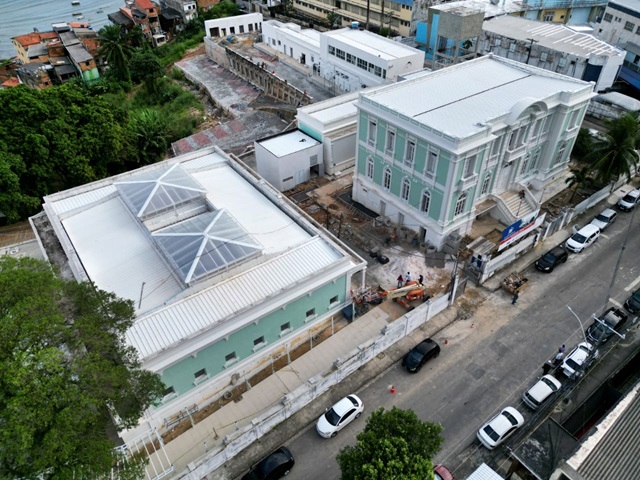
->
<box><xmin>352</xmin><ymin>55</ymin><xmax>595</xmax><ymax>249</ymax></box>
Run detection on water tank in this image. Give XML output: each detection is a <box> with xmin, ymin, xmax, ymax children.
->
<box><xmin>351</xmin><ymin>21</ymin><xmax>359</xmax><ymax>29</ymax></box>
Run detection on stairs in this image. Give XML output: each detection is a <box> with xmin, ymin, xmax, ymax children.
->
<box><xmin>498</xmin><ymin>190</ymin><xmax>536</xmax><ymax>220</ymax></box>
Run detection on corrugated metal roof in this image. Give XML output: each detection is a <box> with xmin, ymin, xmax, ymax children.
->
<box><xmin>258</xmin><ymin>130</ymin><xmax>320</xmax><ymax>157</ymax></box>
<box><xmin>362</xmin><ymin>56</ymin><xmax>592</xmax><ymax>139</ymax></box>
<box><xmin>575</xmin><ymin>383</ymin><xmax>640</xmax><ymax>480</ymax></box>
<box><xmin>126</xmin><ymin>236</ymin><xmax>341</xmax><ymax>359</ymax></box>
<box><xmin>48</xmin><ymin>185</ymin><xmax>117</xmax><ymax>216</ymax></box>
<box><xmin>466</xmin><ymin>463</ymin><xmax>504</xmax><ymax>480</ymax></box>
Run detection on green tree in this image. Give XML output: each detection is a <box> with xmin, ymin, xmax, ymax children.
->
<box><xmin>587</xmin><ymin>112</ymin><xmax>640</xmax><ymax>185</ymax></box>
<box><xmin>99</xmin><ymin>24</ymin><xmax>135</xmax><ymax>83</ymax></box>
<box><xmin>327</xmin><ymin>11</ymin><xmax>341</xmax><ymax>28</ymax></box>
<box><xmin>0</xmin><ymin>256</ymin><xmax>165</xmax><ymax>479</ymax></box>
<box><xmin>565</xmin><ymin>165</ymin><xmax>594</xmax><ymax>202</ymax></box>
<box><xmin>203</xmin><ymin>0</ymin><xmax>241</xmax><ymax>20</ymax></box>
<box><xmin>129</xmin><ymin>108</ymin><xmax>168</xmax><ymax>165</ymax></box>
<box><xmin>129</xmin><ymin>51</ymin><xmax>165</xmax><ymax>95</ymax></box>
<box><xmin>337</xmin><ymin>407</ymin><xmax>444</xmax><ymax>480</ymax></box>
<box><xmin>0</xmin><ymin>149</ymin><xmax>40</xmax><ymax>222</ymax></box>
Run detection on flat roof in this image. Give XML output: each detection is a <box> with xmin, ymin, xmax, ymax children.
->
<box><xmin>257</xmin><ymin>130</ymin><xmax>320</xmax><ymax>157</ymax></box>
<box><xmin>431</xmin><ymin>0</ymin><xmax>523</xmax><ymax>19</ymax></box>
<box><xmin>263</xmin><ymin>20</ymin><xmax>320</xmax><ymax>48</ymax></box>
<box><xmin>483</xmin><ymin>16</ymin><xmax>623</xmax><ymax>58</ymax></box>
<box><xmin>298</xmin><ymin>92</ymin><xmax>359</xmax><ymax>125</ymax></box>
<box><xmin>41</xmin><ymin>148</ymin><xmax>359</xmax><ymax>363</ymax></box>
<box><xmin>324</xmin><ymin>28</ymin><xmax>423</xmax><ymax>61</ymax></box>
<box><xmin>595</xmin><ymin>91</ymin><xmax>640</xmax><ymax>111</ymax></box>
<box><xmin>608</xmin><ymin>0</ymin><xmax>640</xmax><ymax>14</ymax></box>
<box><xmin>360</xmin><ymin>55</ymin><xmax>593</xmax><ymax>139</ymax></box>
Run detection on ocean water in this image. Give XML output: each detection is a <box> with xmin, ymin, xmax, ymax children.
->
<box><xmin>0</xmin><ymin>0</ymin><xmax>116</xmax><ymax>60</ymax></box>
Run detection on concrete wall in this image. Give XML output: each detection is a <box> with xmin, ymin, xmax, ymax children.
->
<box><xmin>255</xmin><ymin>140</ymin><xmax>323</xmax><ymax>191</ymax></box>
<box><xmin>205</xmin><ymin>13</ymin><xmax>263</xmax><ymax>38</ymax></box>
<box><xmin>597</xmin><ymin>3</ymin><xmax>640</xmax><ymax>48</ymax></box>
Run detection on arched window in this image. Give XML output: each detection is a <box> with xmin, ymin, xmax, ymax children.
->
<box><xmin>481</xmin><ymin>173</ymin><xmax>491</xmax><ymax>195</ymax></box>
<box><xmin>366</xmin><ymin>157</ymin><xmax>374</xmax><ymax>179</ymax></box>
<box><xmin>401</xmin><ymin>177</ymin><xmax>410</xmax><ymax>201</ymax></box>
<box><xmin>383</xmin><ymin>167</ymin><xmax>391</xmax><ymax>190</ymax></box>
<box><xmin>454</xmin><ymin>192</ymin><xmax>467</xmax><ymax>217</ymax></box>
<box><xmin>420</xmin><ymin>190</ymin><xmax>431</xmax><ymax>213</ymax></box>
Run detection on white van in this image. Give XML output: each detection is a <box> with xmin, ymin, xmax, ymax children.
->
<box><xmin>565</xmin><ymin>224</ymin><xmax>600</xmax><ymax>253</ymax></box>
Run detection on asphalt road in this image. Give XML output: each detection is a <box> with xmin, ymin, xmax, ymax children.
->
<box><xmin>283</xmin><ymin>207</ymin><xmax>640</xmax><ymax>480</ymax></box>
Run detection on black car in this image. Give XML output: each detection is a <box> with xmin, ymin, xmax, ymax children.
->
<box><xmin>402</xmin><ymin>338</ymin><xmax>440</xmax><ymax>373</ymax></box>
<box><xmin>624</xmin><ymin>288</ymin><xmax>640</xmax><ymax>314</ymax></box>
<box><xmin>242</xmin><ymin>447</ymin><xmax>295</xmax><ymax>480</ymax></box>
<box><xmin>585</xmin><ymin>307</ymin><xmax>628</xmax><ymax>345</ymax></box>
<box><xmin>535</xmin><ymin>246</ymin><xmax>569</xmax><ymax>272</ymax></box>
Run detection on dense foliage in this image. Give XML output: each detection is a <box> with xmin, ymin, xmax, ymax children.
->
<box><xmin>0</xmin><ymin>256</ymin><xmax>165</xmax><ymax>479</ymax></box>
<box><xmin>337</xmin><ymin>407</ymin><xmax>444</xmax><ymax>480</ymax></box>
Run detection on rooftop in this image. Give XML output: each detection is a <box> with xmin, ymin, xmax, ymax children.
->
<box><xmin>360</xmin><ymin>55</ymin><xmax>593</xmax><ymax>139</ymax></box>
<box><xmin>323</xmin><ymin>28</ymin><xmax>423</xmax><ymax>61</ymax></box>
<box><xmin>257</xmin><ymin>130</ymin><xmax>320</xmax><ymax>157</ymax></box>
<box><xmin>431</xmin><ymin>0</ymin><xmax>523</xmax><ymax>19</ymax></box>
<box><xmin>12</xmin><ymin>31</ymin><xmax>59</xmax><ymax>48</ymax></box>
<box><xmin>297</xmin><ymin>92</ymin><xmax>359</xmax><ymax>126</ymax></box>
<box><xmin>607</xmin><ymin>0</ymin><xmax>640</xmax><ymax>14</ymax></box>
<box><xmin>483</xmin><ymin>16</ymin><xmax>624</xmax><ymax>58</ymax></box>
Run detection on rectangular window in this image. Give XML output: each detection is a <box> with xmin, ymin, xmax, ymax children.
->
<box><xmin>254</xmin><ymin>336</ymin><xmax>265</xmax><ymax>346</ymax></box>
<box><xmin>306</xmin><ymin>308</ymin><xmax>316</xmax><ymax>319</ymax></box>
<box><xmin>225</xmin><ymin>352</ymin><xmax>237</xmax><ymax>363</ymax></box>
<box><xmin>336</xmin><ymin>49</ymin><xmax>345</xmax><ymax>60</ymax></box>
<box><xmin>558</xmin><ymin>57</ymin><xmax>567</xmax><ymax>68</ymax></box>
<box><xmin>280</xmin><ymin>322</ymin><xmax>291</xmax><ymax>334</ymax></box>
<box><xmin>328</xmin><ymin>45</ymin><xmax>335</xmax><ymax>55</ymax></box>
<box><xmin>509</xmin><ymin>43</ymin><xmax>516</xmax><ymax>53</ymax></box>
<box><xmin>374</xmin><ymin>65</ymin><xmax>382</xmax><ymax>77</ymax></box>
<box><xmin>540</xmin><ymin>52</ymin><xmax>548</xmax><ymax>62</ymax></box>
<box><xmin>426</xmin><ymin>150</ymin><xmax>438</xmax><ymax>176</ymax></box>
<box><xmin>625</xmin><ymin>21</ymin><xmax>635</xmax><ymax>31</ymax></box>
<box><xmin>194</xmin><ymin>368</ymin><xmax>208</xmax><ymax>383</ymax></box>
<box><xmin>481</xmin><ymin>174</ymin><xmax>491</xmax><ymax>195</ymax></box>
<box><xmin>463</xmin><ymin>155</ymin><xmax>476</xmax><ymax>178</ymax></box>
<box><xmin>368</xmin><ymin>120</ymin><xmax>377</xmax><ymax>145</ymax></box>
<box><xmin>346</xmin><ymin>53</ymin><xmax>353</xmax><ymax>63</ymax></box>
<box><xmin>532</xmin><ymin>119</ymin><xmax>542</xmax><ymax>138</ymax></box>
<box><xmin>491</xmin><ymin>137</ymin><xmax>502</xmax><ymax>156</ymax></box>
<box><xmin>357</xmin><ymin>58</ymin><xmax>367</xmax><ymax>70</ymax></box>
<box><xmin>543</xmin><ymin>11</ymin><xmax>554</xmax><ymax>22</ymax></box>
<box><xmin>405</xmin><ymin>140</ymin><xmax>416</xmax><ymax>167</ymax></box>
<box><xmin>368</xmin><ymin>62</ymin><xmax>375</xmax><ymax>73</ymax></box>
<box><xmin>386</xmin><ymin>130</ymin><xmax>395</xmax><ymax>153</ymax></box>
<box><xmin>329</xmin><ymin>295</ymin><xmax>339</xmax><ymax>306</ymax></box>
<box><xmin>163</xmin><ymin>386</ymin><xmax>176</xmax><ymax>401</ymax></box>
<box><xmin>604</xmin><ymin>13</ymin><xmax>612</xmax><ymax>22</ymax></box>
<box><xmin>636</xmin><ymin>25</ymin><xmax>640</xmax><ymax>34</ymax></box>
<box><xmin>366</xmin><ymin>158</ymin><xmax>374</xmax><ymax>178</ymax></box>
<box><xmin>494</xmin><ymin>38</ymin><xmax>501</xmax><ymax>47</ymax></box>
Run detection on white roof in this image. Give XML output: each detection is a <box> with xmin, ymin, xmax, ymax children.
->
<box><xmin>595</xmin><ymin>92</ymin><xmax>640</xmax><ymax>111</ymax></box>
<box><xmin>466</xmin><ymin>463</ymin><xmax>505</xmax><ymax>480</ymax></box>
<box><xmin>42</xmin><ymin>148</ymin><xmax>362</xmax><ymax>363</ymax></box>
<box><xmin>297</xmin><ymin>92</ymin><xmax>360</xmax><ymax>126</ymax></box>
<box><xmin>360</xmin><ymin>55</ymin><xmax>593</xmax><ymax>139</ymax></box>
<box><xmin>257</xmin><ymin>130</ymin><xmax>320</xmax><ymax>157</ymax></box>
<box><xmin>432</xmin><ymin>0</ymin><xmax>523</xmax><ymax>19</ymax></box>
<box><xmin>607</xmin><ymin>0</ymin><xmax>640</xmax><ymax>14</ymax></box>
<box><xmin>483</xmin><ymin>16</ymin><xmax>624</xmax><ymax>58</ymax></box>
<box><xmin>324</xmin><ymin>28</ymin><xmax>423</xmax><ymax>61</ymax></box>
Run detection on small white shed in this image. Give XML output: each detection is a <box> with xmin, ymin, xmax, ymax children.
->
<box><xmin>255</xmin><ymin>130</ymin><xmax>323</xmax><ymax>192</ymax></box>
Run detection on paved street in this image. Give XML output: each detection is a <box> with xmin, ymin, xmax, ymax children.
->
<box><xmin>283</xmin><ymin>206</ymin><xmax>640</xmax><ymax>480</ymax></box>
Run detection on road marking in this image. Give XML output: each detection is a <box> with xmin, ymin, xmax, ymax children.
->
<box><xmin>625</xmin><ymin>276</ymin><xmax>640</xmax><ymax>292</ymax></box>
<box><xmin>609</xmin><ymin>298</ymin><xmax>624</xmax><ymax>309</ymax></box>
<box><xmin>600</xmin><ymin>233</ymin><xmax>610</xmax><ymax>240</ymax></box>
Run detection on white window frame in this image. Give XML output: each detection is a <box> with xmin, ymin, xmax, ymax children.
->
<box><xmin>383</xmin><ymin>167</ymin><xmax>391</xmax><ymax>190</ymax></box>
<box><xmin>386</xmin><ymin>129</ymin><xmax>396</xmax><ymax>154</ymax></box>
<box><xmin>193</xmin><ymin>368</ymin><xmax>209</xmax><ymax>385</ymax></box>
<box><xmin>420</xmin><ymin>190</ymin><xmax>430</xmax><ymax>213</ymax></box>
<box><xmin>454</xmin><ymin>192</ymin><xmax>467</xmax><ymax>217</ymax></box>
<box><xmin>555</xmin><ymin>143</ymin><xmax>566</xmax><ymax>165</ymax></box>
<box><xmin>481</xmin><ymin>173</ymin><xmax>491</xmax><ymax>195</ymax></box>
<box><xmin>463</xmin><ymin>155</ymin><xmax>477</xmax><ymax>178</ymax></box>
<box><xmin>401</xmin><ymin>177</ymin><xmax>410</xmax><ymax>201</ymax></box>
<box><xmin>252</xmin><ymin>336</ymin><xmax>267</xmax><ymax>352</ymax></box>
<box><xmin>329</xmin><ymin>295</ymin><xmax>339</xmax><ymax>308</ymax></box>
<box><xmin>366</xmin><ymin>156</ymin><xmax>374</xmax><ymax>179</ymax></box>
<box><xmin>426</xmin><ymin>149</ymin><xmax>438</xmax><ymax>177</ymax></box>
<box><xmin>368</xmin><ymin>119</ymin><xmax>377</xmax><ymax>146</ymax></box>
<box><xmin>520</xmin><ymin>154</ymin><xmax>530</xmax><ymax>175</ymax></box>
<box><xmin>404</xmin><ymin>139</ymin><xmax>416</xmax><ymax>167</ymax></box>
<box><xmin>305</xmin><ymin>307</ymin><xmax>316</xmax><ymax>321</ymax></box>
<box><xmin>162</xmin><ymin>386</ymin><xmax>177</xmax><ymax>403</ymax></box>
<box><xmin>280</xmin><ymin>322</ymin><xmax>292</xmax><ymax>337</ymax></box>
<box><xmin>224</xmin><ymin>352</ymin><xmax>238</xmax><ymax>368</ymax></box>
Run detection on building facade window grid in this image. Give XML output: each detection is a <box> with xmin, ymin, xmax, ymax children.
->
<box><xmin>368</xmin><ymin>120</ymin><xmax>377</xmax><ymax>145</ymax></box>
<box><xmin>454</xmin><ymin>192</ymin><xmax>467</xmax><ymax>217</ymax></box>
<box><xmin>463</xmin><ymin>155</ymin><xmax>477</xmax><ymax>178</ymax></box>
<box><xmin>386</xmin><ymin>129</ymin><xmax>396</xmax><ymax>154</ymax></box>
<box><xmin>383</xmin><ymin>167</ymin><xmax>391</xmax><ymax>190</ymax></box>
<box><xmin>404</xmin><ymin>139</ymin><xmax>416</xmax><ymax>167</ymax></box>
<box><xmin>426</xmin><ymin>149</ymin><xmax>438</xmax><ymax>177</ymax></box>
<box><xmin>401</xmin><ymin>177</ymin><xmax>410</xmax><ymax>201</ymax></box>
<box><xmin>366</xmin><ymin>157</ymin><xmax>374</xmax><ymax>179</ymax></box>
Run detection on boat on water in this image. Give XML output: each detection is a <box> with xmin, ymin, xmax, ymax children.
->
<box><xmin>71</xmin><ymin>1</ymin><xmax>80</xmax><ymax>5</ymax></box>
<box><xmin>97</xmin><ymin>9</ymin><xmax>103</xmax><ymax>13</ymax></box>
<box><xmin>72</xmin><ymin>12</ymin><xmax>82</xmax><ymax>16</ymax></box>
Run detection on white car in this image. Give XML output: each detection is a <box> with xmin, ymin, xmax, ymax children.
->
<box><xmin>617</xmin><ymin>189</ymin><xmax>640</xmax><ymax>212</ymax></box>
<box><xmin>565</xmin><ymin>224</ymin><xmax>600</xmax><ymax>253</ymax></box>
<box><xmin>522</xmin><ymin>375</ymin><xmax>562</xmax><ymax>410</ymax></box>
<box><xmin>590</xmin><ymin>208</ymin><xmax>617</xmax><ymax>231</ymax></box>
<box><xmin>476</xmin><ymin>406</ymin><xmax>524</xmax><ymax>450</ymax></box>
<box><xmin>316</xmin><ymin>394</ymin><xmax>364</xmax><ymax>438</ymax></box>
<box><xmin>561</xmin><ymin>342</ymin><xmax>599</xmax><ymax>378</ymax></box>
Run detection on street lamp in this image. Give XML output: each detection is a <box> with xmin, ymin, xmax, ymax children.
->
<box><xmin>566</xmin><ymin>305</ymin><xmax>589</xmax><ymax>345</ymax></box>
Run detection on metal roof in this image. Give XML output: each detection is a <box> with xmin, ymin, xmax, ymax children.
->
<box><xmin>115</xmin><ymin>163</ymin><xmax>207</xmax><ymax>219</ymax></box>
<box><xmin>298</xmin><ymin>92</ymin><xmax>359</xmax><ymax>125</ymax></box>
<box><xmin>126</xmin><ymin>236</ymin><xmax>342</xmax><ymax>360</ymax></box>
<box><xmin>361</xmin><ymin>55</ymin><xmax>593</xmax><ymax>139</ymax></box>
<box><xmin>466</xmin><ymin>463</ymin><xmax>504</xmax><ymax>480</ymax></box>
<box><xmin>595</xmin><ymin>92</ymin><xmax>640</xmax><ymax>111</ymax></box>
<box><xmin>483</xmin><ymin>16</ymin><xmax>623</xmax><ymax>58</ymax></box>
<box><xmin>324</xmin><ymin>28</ymin><xmax>423</xmax><ymax>61</ymax></box>
<box><xmin>153</xmin><ymin>209</ymin><xmax>262</xmax><ymax>285</ymax></box>
<box><xmin>257</xmin><ymin>130</ymin><xmax>320</xmax><ymax>157</ymax></box>
<box><xmin>570</xmin><ymin>382</ymin><xmax>640</xmax><ymax>480</ymax></box>
<box><xmin>432</xmin><ymin>0</ymin><xmax>524</xmax><ymax>19</ymax></box>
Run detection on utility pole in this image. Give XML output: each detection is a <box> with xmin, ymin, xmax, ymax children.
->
<box><xmin>365</xmin><ymin>0</ymin><xmax>371</xmax><ymax>30</ymax></box>
<box><xmin>525</xmin><ymin>37</ymin><xmax>538</xmax><ymax>64</ymax></box>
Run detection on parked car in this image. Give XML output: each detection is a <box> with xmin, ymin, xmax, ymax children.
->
<box><xmin>434</xmin><ymin>464</ymin><xmax>455</xmax><ymax>480</ymax></box>
<box><xmin>316</xmin><ymin>394</ymin><xmax>364</xmax><ymax>438</ymax></box>
<box><xmin>624</xmin><ymin>288</ymin><xmax>640</xmax><ymax>314</ymax></box>
<box><xmin>522</xmin><ymin>374</ymin><xmax>562</xmax><ymax>410</ymax></box>
<box><xmin>476</xmin><ymin>406</ymin><xmax>524</xmax><ymax>450</ymax></box>
<box><xmin>590</xmin><ymin>208</ymin><xmax>617</xmax><ymax>231</ymax></box>
<box><xmin>402</xmin><ymin>338</ymin><xmax>440</xmax><ymax>373</ymax></box>
<box><xmin>617</xmin><ymin>189</ymin><xmax>640</xmax><ymax>212</ymax></box>
<box><xmin>561</xmin><ymin>342</ymin><xmax>599</xmax><ymax>378</ymax></box>
<box><xmin>565</xmin><ymin>224</ymin><xmax>600</xmax><ymax>253</ymax></box>
<box><xmin>585</xmin><ymin>307</ymin><xmax>628</xmax><ymax>344</ymax></box>
<box><xmin>535</xmin><ymin>246</ymin><xmax>569</xmax><ymax>272</ymax></box>
<box><xmin>242</xmin><ymin>447</ymin><xmax>295</xmax><ymax>480</ymax></box>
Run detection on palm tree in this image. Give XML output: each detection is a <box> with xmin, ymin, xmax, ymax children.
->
<box><xmin>565</xmin><ymin>165</ymin><xmax>594</xmax><ymax>202</ymax></box>
<box><xmin>587</xmin><ymin>113</ymin><xmax>640</xmax><ymax>186</ymax></box>
<box><xmin>129</xmin><ymin>109</ymin><xmax>168</xmax><ymax>165</ymax></box>
<box><xmin>98</xmin><ymin>25</ymin><xmax>135</xmax><ymax>83</ymax></box>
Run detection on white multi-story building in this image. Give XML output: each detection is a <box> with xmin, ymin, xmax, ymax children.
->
<box><xmin>163</xmin><ymin>0</ymin><xmax>198</xmax><ymax>23</ymax></box>
<box><xmin>352</xmin><ymin>55</ymin><xmax>595</xmax><ymax>249</ymax></box>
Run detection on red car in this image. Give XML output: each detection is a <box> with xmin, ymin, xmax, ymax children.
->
<box><xmin>434</xmin><ymin>464</ymin><xmax>455</xmax><ymax>480</ymax></box>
